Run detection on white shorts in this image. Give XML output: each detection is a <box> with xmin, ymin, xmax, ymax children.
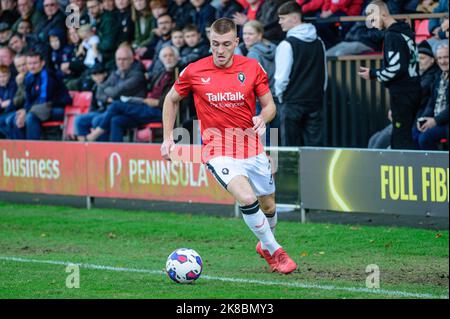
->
<box><xmin>206</xmin><ymin>153</ymin><xmax>275</xmax><ymax>197</ymax></box>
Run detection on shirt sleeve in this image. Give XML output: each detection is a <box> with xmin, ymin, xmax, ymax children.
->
<box><xmin>254</xmin><ymin>62</ymin><xmax>270</xmax><ymax>97</ymax></box>
<box><xmin>173</xmin><ymin>65</ymin><xmax>192</xmax><ymax>97</ymax></box>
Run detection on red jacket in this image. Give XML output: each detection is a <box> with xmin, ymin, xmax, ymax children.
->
<box><xmin>322</xmin><ymin>0</ymin><xmax>364</xmax><ymax>16</ymax></box>
<box><xmin>296</xmin><ymin>0</ymin><xmax>324</xmax><ymax>14</ymax></box>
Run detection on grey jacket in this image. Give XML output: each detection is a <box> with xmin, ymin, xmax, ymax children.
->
<box><xmin>96</xmin><ymin>61</ymin><xmax>147</xmax><ymax>104</ymax></box>
<box><xmin>236</xmin><ymin>41</ymin><xmax>276</xmax><ymax>94</ymax></box>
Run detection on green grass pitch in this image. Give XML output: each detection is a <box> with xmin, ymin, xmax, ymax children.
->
<box><xmin>0</xmin><ymin>201</ymin><xmax>448</xmax><ymax>299</ymax></box>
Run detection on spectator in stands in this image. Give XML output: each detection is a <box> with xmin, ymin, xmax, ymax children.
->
<box><xmin>10</xmin><ymin>50</ymin><xmax>72</xmax><ymax>140</ymax></box>
<box><xmin>0</xmin><ymin>54</ymin><xmax>27</xmax><ymax>139</ymax></box>
<box><xmin>12</xmin><ymin>53</ymin><xmax>27</xmax><ymax>110</ymax></box>
<box><xmin>145</xmin><ymin>13</ymin><xmax>174</xmax><ymax>73</ymax></box>
<box><xmin>8</xmin><ymin>33</ymin><xmax>28</xmax><ymax>54</ymax></box>
<box><xmin>150</xmin><ymin>0</ymin><xmax>168</xmax><ymax>32</ymax></box>
<box><xmin>131</xmin><ymin>0</ymin><xmax>154</xmax><ymax>51</ymax></box>
<box><xmin>88</xmin><ymin>45</ymin><xmax>178</xmax><ymax>142</ymax></box>
<box><xmin>326</xmin><ymin>21</ymin><xmax>384</xmax><ymax>56</ymax></box>
<box><xmin>179</xmin><ymin>24</ymin><xmax>209</xmax><ymax>68</ymax></box>
<box><xmin>169</xmin><ymin>0</ymin><xmax>194</xmax><ymax>29</ymax></box>
<box><xmin>0</xmin><ymin>64</ymin><xmax>17</xmax><ymax>138</ymax></box>
<box><xmin>235</xmin><ymin>20</ymin><xmax>276</xmax><ymax>95</ymax></box>
<box><xmin>116</xmin><ymin>0</ymin><xmax>135</xmax><ymax>45</ymax></box>
<box><xmin>77</xmin><ymin>23</ymin><xmax>101</xmax><ymax>68</ymax></box>
<box><xmin>12</xmin><ymin>0</ymin><xmax>46</xmax><ymax>33</ymax></box>
<box><xmin>417</xmin><ymin>0</ymin><xmax>439</xmax><ymax>13</ymax></box>
<box><xmin>189</xmin><ymin>0</ymin><xmax>216</xmax><ymax>38</ymax></box>
<box><xmin>0</xmin><ymin>46</ymin><xmax>16</xmax><ymax>76</ymax></box>
<box><xmin>326</xmin><ymin>2</ymin><xmax>384</xmax><ymax>57</ymax></box>
<box><xmin>170</xmin><ymin>27</ymin><xmax>186</xmax><ymax>52</ymax></box>
<box><xmin>0</xmin><ymin>22</ymin><xmax>12</xmax><ymax>46</ymax></box>
<box><xmin>413</xmin><ymin>44</ymin><xmax>449</xmax><ymax>150</ymax></box>
<box><xmin>0</xmin><ymin>0</ymin><xmax>20</xmax><ymax>27</ymax></box>
<box><xmin>418</xmin><ymin>40</ymin><xmax>441</xmax><ymax>109</ymax></box>
<box><xmin>61</xmin><ymin>26</ymin><xmax>90</xmax><ymax>90</ymax></box>
<box><xmin>17</xmin><ymin>20</ymin><xmax>32</xmax><ymax>37</ymax></box>
<box><xmin>101</xmin><ymin>0</ymin><xmax>116</xmax><ymax>11</ymax></box>
<box><xmin>34</xmin><ymin>0</ymin><xmax>67</xmax><ymax>43</ymax></box>
<box><xmin>368</xmin><ymin>110</ymin><xmax>393</xmax><ymax>149</ymax></box>
<box><xmin>86</xmin><ymin>0</ymin><xmax>120</xmax><ymax>69</ymax></box>
<box><xmin>216</xmin><ymin>0</ymin><xmax>243</xmax><ymax>20</ymax></box>
<box><xmin>135</xmin><ymin>0</ymin><xmax>168</xmax><ymax>58</ymax></box>
<box><xmin>84</xmin><ymin>44</ymin><xmax>146</xmax><ymax>141</ymax></box>
<box><xmin>275</xmin><ymin>1</ymin><xmax>326</xmax><ymax>146</ymax></box>
<box><xmin>368</xmin><ymin>41</ymin><xmax>440</xmax><ymax>150</ymax></box>
<box><xmin>295</xmin><ymin>0</ymin><xmax>323</xmax><ymax>17</ymax></box>
<box><xmin>359</xmin><ymin>0</ymin><xmax>421</xmax><ymax>149</ymax></box>
<box><xmin>75</xmin><ymin>62</ymin><xmax>110</xmax><ymax>141</ymax></box>
<box><xmin>48</xmin><ymin>27</ymin><xmax>73</xmax><ymax>79</ymax></box>
<box><xmin>428</xmin><ymin>0</ymin><xmax>447</xmax><ymax>35</ymax></box>
<box><xmin>233</xmin><ymin>0</ymin><xmax>285</xmax><ymax>44</ymax></box>
<box><xmin>72</xmin><ymin>1</ymin><xmax>92</xmax><ymax>27</ymax></box>
<box><xmin>315</xmin><ymin>0</ymin><xmax>364</xmax><ymax>49</ymax></box>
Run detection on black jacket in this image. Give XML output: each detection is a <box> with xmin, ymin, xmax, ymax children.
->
<box><xmin>370</xmin><ymin>22</ymin><xmax>421</xmax><ymax>94</ymax></box>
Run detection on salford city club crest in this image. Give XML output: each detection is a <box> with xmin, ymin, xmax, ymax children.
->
<box><xmin>238</xmin><ymin>72</ymin><xmax>246</xmax><ymax>85</ymax></box>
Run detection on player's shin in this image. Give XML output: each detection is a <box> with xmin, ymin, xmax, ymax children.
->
<box><xmin>261</xmin><ymin>211</ymin><xmax>277</xmax><ymax>250</ymax></box>
<box><xmin>240</xmin><ymin>201</ymin><xmax>281</xmax><ymax>256</ymax></box>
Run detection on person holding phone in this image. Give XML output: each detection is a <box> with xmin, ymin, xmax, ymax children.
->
<box><xmin>412</xmin><ymin>44</ymin><xmax>449</xmax><ymax>150</ymax></box>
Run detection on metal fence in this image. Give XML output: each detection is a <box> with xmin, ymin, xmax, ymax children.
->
<box><xmin>324</xmin><ymin>55</ymin><xmax>390</xmax><ymax>148</ymax></box>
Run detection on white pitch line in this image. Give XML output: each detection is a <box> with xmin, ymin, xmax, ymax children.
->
<box><xmin>0</xmin><ymin>256</ymin><xmax>448</xmax><ymax>299</ymax></box>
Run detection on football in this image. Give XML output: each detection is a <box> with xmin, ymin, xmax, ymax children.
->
<box><xmin>166</xmin><ymin>248</ymin><xmax>203</xmax><ymax>284</ymax></box>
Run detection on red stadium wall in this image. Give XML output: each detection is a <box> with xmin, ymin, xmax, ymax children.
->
<box><xmin>0</xmin><ymin>141</ymin><xmax>234</xmax><ymax>205</ymax></box>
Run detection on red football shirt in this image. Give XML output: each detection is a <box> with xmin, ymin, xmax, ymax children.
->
<box><xmin>174</xmin><ymin>55</ymin><xmax>270</xmax><ymax>162</ymax></box>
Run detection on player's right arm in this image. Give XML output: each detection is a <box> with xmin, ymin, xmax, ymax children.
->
<box><xmin>161</xmin><ymin>86</ymin><xmax>184</xmax><ymax>161</ymax></box>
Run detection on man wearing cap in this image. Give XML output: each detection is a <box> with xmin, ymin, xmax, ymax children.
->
<box><xmin>418</xmin><ymin>40</ymin><xmax>441</xmax><ymax>111</ymax></box>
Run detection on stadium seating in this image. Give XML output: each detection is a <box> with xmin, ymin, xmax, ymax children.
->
<box><xmin>134</xmin><ymin>122</ymin><xmax>163</xmax><ymax>143</ymax></box>
<box><xmin>41</xmin><ymin>91</ymin><xmax>92</xmax><ymax>140</ymax></box>
<box><xmin>415</xmin><ymin>19</ymin><xmax>431</xmax><ymax>43</ymax></box>
<box><xmin>62</xmin><ymin>91</ymin><xmax>93</xmax><ymax>140</ymax></box>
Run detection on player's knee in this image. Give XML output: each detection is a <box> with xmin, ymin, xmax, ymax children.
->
<box><xmin>239</xmin><ymin>195</ymin><xmax>258</xmax><ymax>207</ymax></box>
<box><xmin>259</xmin><ymin>199</ymin><xmax>276</xmax><ymax>215</ymax></box>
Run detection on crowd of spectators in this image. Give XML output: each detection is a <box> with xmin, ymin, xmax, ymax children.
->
<box><xmin>0</xmin><ymin>0</ymin><xmax>448</xmax><ymax>150</ymax></box>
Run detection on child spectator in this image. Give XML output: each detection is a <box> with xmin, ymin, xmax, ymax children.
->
<box><xmin>179</xmin><ymin>23</ymin><xmax>209</xmax><ymax>68</ymax></box>
<box><xmin>75</xmin><ymin>62</ymin><xmax>110</xmax><ymax>141</ymax></box>
<box><xmin>48</xmin><ymin>27</ymin><xmax>74</xmax><ymax>79</ymax></box>
<box><xmin>170</xmin><ymin>27</ymin><xmax>186</xmax><ymax>52</ymax></box>
<box><xmin>78</xmin><ymin>23</ymin><xmax>102</xmax><ymax>68</ymax></box>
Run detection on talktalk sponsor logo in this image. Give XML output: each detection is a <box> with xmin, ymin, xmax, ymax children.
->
<box><xmin>108</xmin><ymin>152</ymin><xmax>209</xmax><ymax>188</ymax></box>
<box><xmin>206</xmin><ymin>92</ymin><xmax>244</xmax><ymax>102</ymax></box>
<box><xmin>1</xmin><ymin>150</ymin><xmax>60</xmax><ymax>179</ymax></box>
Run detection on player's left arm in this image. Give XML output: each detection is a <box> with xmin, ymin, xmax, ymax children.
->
<box><xmin>253</xmin><ymin>92</ymin><xmax>277</xmax><ymax>136</ymax></box>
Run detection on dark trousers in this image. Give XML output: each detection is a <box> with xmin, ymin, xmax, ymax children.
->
<box><xmin>11</xmin><ymin>108</ymin><xmax>65</xmax><ymax>140</ymax></box>
<box><xmin>412</xmin><ymin>124</ymin><xmax>448</xmax><ymax>150</ymax></box>
<box><xmin>99</xmin><ymin>101</ymin><xmax>162</xmax><ymax>142</ymax></box>
<box><xmin>389</xmin><ymin>91</ymin><xmax>421</xmax><ymax>149</ymax></box>
<box><xmin>280</xmin><ymin>102</ymin><xmax>323</xmax><ymax>147</ymax></box>
<box><xmin>75</xmin><ymin>112</ymin><xmax>109</xmax><ymax>141</ymax></box>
